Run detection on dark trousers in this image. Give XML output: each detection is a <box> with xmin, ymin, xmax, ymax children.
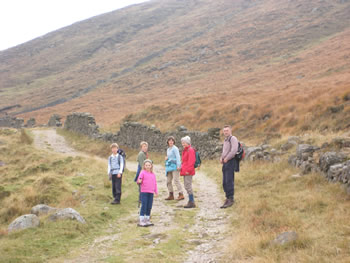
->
<box><xmin>135</xmin><ymin>165</ymin><xmax>142</xmax><ymax>202</ymax></box>
<box><xmin>222</xmin><ymin>158</ymin><xmax>235</xmax><ymax>200</ymax></box>
<box><xmin>140</xmin><ymin>192</ymin><xmax>154</xmax><ymax>216</ymax></box>
<box><xmin>112</xmin><ymin>174</ymin><xmax>122</xmax><ymax>201</ymax></box>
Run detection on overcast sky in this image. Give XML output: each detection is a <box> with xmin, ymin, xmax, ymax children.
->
<box><xmin>0</xmin><ymin>0</ymin><xmax>148</xmax><ymax>51</ymax></box>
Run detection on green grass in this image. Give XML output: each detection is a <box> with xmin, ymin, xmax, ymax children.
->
<box><xmin>0</xmin><ymin>128</ymin><xmax>140</xmax><ymax>262</ymax></box>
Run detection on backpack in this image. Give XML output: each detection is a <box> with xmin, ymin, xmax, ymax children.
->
<box><xmin>109</xmin><ymin>149</ymin><xmax>126</xmax><ymax>173</ymax></box>
<box><xmin>235</xmin><ymin>142</ymin><xmax>245</xmax><ymax>161</ymax></box>
<box><xmin>193</xmin><ymin>147</ymin><xmax>202</xmax><ymax>168</ymax></box>
<box><xmin>117</xmin><ymin>148</ymin><xmax>126</xmax><ymax>172</ymax></box>
<box><xmin>229</xmin><ymin>136</ymin><xmax>245</xmax><ymax>162</ymax></box>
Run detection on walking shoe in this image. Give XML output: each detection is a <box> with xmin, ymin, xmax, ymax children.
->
<box><xmin>165</xmin><ymin>192</ymin><xmax>174</xmax><ymax>200</ymax></box>
<box><xmin>220</xmin><ymin>199</ymin><xmax>229</xmax><ymax>209</ymax></box>
<box><xmin>111</xmin><ymin>200</ymin><xmax>120</xmax><ymax>205</ymax></box>
<box><xmin>138</xmin><ymin>218</ymin><xmax>147</xmax><ymax>227</ymax></box>
<box><xmin>145</xmin><ymin>217</ymin><xmax>154</xmax><ymax>227</ymax></box>
<box><xmin>176</xmin><ymin>193</ymin><xmax>185</xmax><ymax>201</ymax></box>
<box><xmin>222</xmin><ymin>199</ymin><xmax>234</xmax><ymax>208</ymax></box>
<box><xmin>184</xmin><ymin>201</ymin><xmax>196</xmax><ymax>208</ymax></box>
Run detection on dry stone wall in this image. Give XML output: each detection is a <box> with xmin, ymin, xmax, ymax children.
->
<box><xmin>288</xmin><ymin>138</ymin><xmax>350</xmax><ymax>192</ymax></box>
<box><xmin>62</xmin><ymin>113</ymin><xmax>350</xmax><ymax>192</ymax></box>
<box><xmin>0</xmin><ymin>116</ymin><xmax>24</xmax><ymax>128</ymax></box>
<box><xmin>64</xmin><ymin>112</ymin><xmax>99</xmax><ymax>137</ymax></box>
<box><xmin>64</xmin><ymin>113</ymin><xmax>222</xmax><ymax>159</ymax></box>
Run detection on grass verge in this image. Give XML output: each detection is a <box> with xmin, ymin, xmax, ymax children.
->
<box><xmin>202</xmin><ymin>158</ymin><xmax>350</xmax><ymax>262</ymax></box>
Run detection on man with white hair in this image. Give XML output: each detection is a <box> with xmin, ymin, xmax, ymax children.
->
<box><xmin>220</xmin><ymin>125</ymin><xmax>238</xmax><ymax>208</ymax></box>
<box><xmin>180</xmin><ymin>135</ymin><xmax>196</xmax><ymax>208</ymax></box>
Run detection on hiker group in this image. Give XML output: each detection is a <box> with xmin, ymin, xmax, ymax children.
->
<box><xmin>107</xmin><ymin>125</ymin><xmax>242</xmax><ymax>227</ymax></box>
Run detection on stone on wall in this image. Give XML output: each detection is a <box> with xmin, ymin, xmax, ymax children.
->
<box><xmin>0</xmin><ymin>116</ymin><xmax>24</xmax><ymax>128</ymax></box>
<box><xmin>319</xmin><ymin>152</ymin><xmax>347</xmax><ymax>173</ymax></box>
<box><xmin>26</xmin><ymin>118</ymin><xmax>36</xmax><ymax>127</ymax></box>
<box><xmin>48</xmin><ymin>114</ymin><xmax>62</xmax><ymax>127</ymax></box>
<box><xmin>245</xmin><ymin>145</ymin><xmax>282</xmax><ymax>162</ymax></box>
<box><xmin>64</xmin><ymin>112</ymin><xmax>99</xmax><ymax>137</ymax></box>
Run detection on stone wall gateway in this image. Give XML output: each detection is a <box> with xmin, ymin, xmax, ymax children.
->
<box><xmin>64</xmin><ymin>113</ymin><xmax>222</xmax><ymax>159</ymax></box>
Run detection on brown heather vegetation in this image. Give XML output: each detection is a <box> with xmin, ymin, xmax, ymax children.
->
<box><xmin>0</xmin><ymin>0</ymin><xmax>349</xmax><ymax>139</ymax></box>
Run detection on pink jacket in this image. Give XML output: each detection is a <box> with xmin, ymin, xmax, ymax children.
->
<box><xmin>138</xmin><ymin>170</ymin><xmax>158</xmax><ymax>194</ymax></box>
<box><xmin>180</xmin><ymin>146</ymin><xmax>196</xmax><ymax>176</ymax></box>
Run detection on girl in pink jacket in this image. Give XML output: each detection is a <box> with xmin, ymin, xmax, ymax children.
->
<box><xmin>137</xmin><ymin>159</ymin><xmax>158</xmax><ymax>227</ymax></box>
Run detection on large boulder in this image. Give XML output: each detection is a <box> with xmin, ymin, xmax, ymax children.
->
<box><xmin>49</xmin><ymin>208</ymin><xmax>86</xmax><ymax>224</ymax></box>
<box><xmin>31</xmin><ymin>204</ymin><xmax>57</xmax><ymax>216</ymax></box>
<box><xmin>8</xmin><ymin>214</ymin><xmax>40</xmax><ymax>232</ymax></box>
<box><xmin>319</xmin><ymin>152</ymin><xmax>347</xmax><ymax>173</ymax></box>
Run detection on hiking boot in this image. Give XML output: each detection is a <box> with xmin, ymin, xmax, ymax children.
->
<box><xmin>184</xmin><ymin>201</ymin><xmax>196</xmax><ymax>208</ymax></box>
<box><xmin>220</xmin><ymin>199</ymin><xmax>229</xmax><ymax>209</ymax></box>
<box><xmin>222</xmin><ymin>199</ymin><xmax>234</xmax><ymax>208</ymax></box>
<box><xmin>111</xmin><ymin>200</ymin><xmax>120</xmax><ymax>205</ymax></box>
<box><xmin>165</xmin><ymin>192</ymin><xmax>174</xmax><ymax>200</ymax></box>
<box><xmin>176</xmin><ymin>193</ymin><xmax>185</xmax><ymax>201</ymax></box>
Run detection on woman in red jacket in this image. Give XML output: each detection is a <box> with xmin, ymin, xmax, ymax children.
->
<box><xmin>180</xmin><ymin>136</ymin><xmax>196</xmax><ymax>208</ymax></box>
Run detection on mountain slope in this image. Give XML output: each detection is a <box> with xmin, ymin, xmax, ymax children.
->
<box><xmin>0</xmin><ymin>0</ymin><xmax>349</xmax><ymax>136</ymax></box>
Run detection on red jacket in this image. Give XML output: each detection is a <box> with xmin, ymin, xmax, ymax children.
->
<box><xmin>180</xmin><ymin>146</ymin><xmax>196</xmax><ymax>176</ymax></box>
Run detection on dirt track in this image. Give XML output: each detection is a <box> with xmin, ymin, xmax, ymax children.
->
<box><xmin>32</xmin><ymin>129</ymin><xmax>232</xmax><ymax>263</ymax></box>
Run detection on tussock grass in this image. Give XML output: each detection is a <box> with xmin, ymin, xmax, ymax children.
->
<box><xmin>203</xmin><ymin>158</ymin><xmax>350</xmax><ymax>262</ymax></box>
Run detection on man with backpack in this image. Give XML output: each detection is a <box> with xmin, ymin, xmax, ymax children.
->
<box><xmin>220</xmin><ymin>125</ymin><xmax>238</xmax><ymax>208</ymax></box>
<box><xmin>108</xmin><ymin>143</ymin><xmax>125</xmax><ymax>204</ymax></box>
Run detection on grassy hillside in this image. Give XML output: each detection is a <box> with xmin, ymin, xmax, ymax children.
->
<box><xmin>0</xmin><ymin>0</ymin><xmax>349</xmax><ymax>137</ymax></box>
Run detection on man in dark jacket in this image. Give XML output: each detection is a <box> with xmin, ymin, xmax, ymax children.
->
<box><xmin>220</xmin><ymin>125</ymin><xmax>238</xmax><ymax>208</ymax></box>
